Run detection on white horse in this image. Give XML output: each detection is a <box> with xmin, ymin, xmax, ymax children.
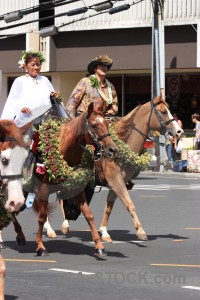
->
<box><xmin>0</xmin><ymin>120</ymin><xmax>28</xmax><ymax>300</ymax></box>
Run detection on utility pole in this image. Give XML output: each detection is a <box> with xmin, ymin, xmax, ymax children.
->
<box><xmin>151</xmin><ymin>0</ymin><xmax>165</xmax><ymax>172</ymax></box>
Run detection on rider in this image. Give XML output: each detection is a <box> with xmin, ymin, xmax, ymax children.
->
<box><xmin>1</xmin><ymin>49</ymin><xmax>58</xmax><ymax>128</ymax></box>
<box><xmin>66</xmin><ymin>54</ymin><xmax>118</xmax><ymax>118</ymax></box>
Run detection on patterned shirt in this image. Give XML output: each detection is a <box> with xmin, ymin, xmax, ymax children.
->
<box><xmin>66</xmin><ymin>77</ymin><xmax>118</xmax><ymax>118</ymax></box>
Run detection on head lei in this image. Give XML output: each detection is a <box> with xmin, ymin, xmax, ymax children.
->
<box><xmin>18</xmin><ymin>49</ymin><xmax>46</xmax><ymax>70</ymax></box>
<box><xmin>87</xmin><ymin>54</ymin><xmax>113</xmax><ymax>75</ymax></box>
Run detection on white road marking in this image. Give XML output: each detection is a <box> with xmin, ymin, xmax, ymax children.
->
<box><xmin>89</xmin><ymin>240</ymin><xmax>144</xmax><ymax>244</ymax></box>
<box><xmin>96</xmin><ymin>184</ymin><xmax>200</xmax><ymax>191</ymax></box>
<box><xmin>49</xmin><ymin>268</ymin><xmax>95</xmax><ymax>275</ymax></box>
<box><xmin>182</xmin><ymin>286</ymin><xmax>200</xmax><ymax>291</ymax></box>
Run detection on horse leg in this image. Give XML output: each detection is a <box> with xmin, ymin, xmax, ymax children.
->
<box><xmin>75</xmin><ymin>191</ymin><xmax>106</xmax><ymax>256</ymax></box>
<box><xmin>0</xmin><ymin>231</ymin><xmax>6</xmax><ymax>249</ymax></box>
<box><xmin>99</xmin><ymin>190</ymin><xmax>117</xmax><ymax>243</ymax></box>
<box><xmin>59</xmin><ymin>199</ymin><xmax>70</xmax><ymax>235</ymax></box>
<box><xmin>12</xmin><ymin>214</ymin><xmax>26</xmax><ymax>246</ymax></box>
<box><xmin>0</xmin><ymin>253</ymin><xmax>5</xmax><ymax>300</ymax></box>
<box><xmin>44</xmin><ymin>216</ymin><xmax>57</xmax><ymax>238</ymax></box>
<box><xmin>109</xmin><ymin>179</ymin><xmax>147</xmax><ymax>241</ymax></box>
<box><xmin>33</xmin><ymin>198</ymin><xmax>48</xmax><ymax>256</ymax></box>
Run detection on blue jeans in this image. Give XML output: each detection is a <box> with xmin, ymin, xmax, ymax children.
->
<box><xmin>166</xmin><ymin>143</ymin><xmax>177</xmax><ymax>163</ymax></box>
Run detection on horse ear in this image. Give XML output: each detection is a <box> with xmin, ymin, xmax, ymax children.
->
<box><xmin>87</xmin><ymin>102</ymin><xmax>94</xmax><ymax>118</ymax></box>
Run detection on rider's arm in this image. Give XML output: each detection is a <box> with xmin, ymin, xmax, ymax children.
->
<box><xmin>66</xmin><ymin>79</ymin><xmax>87</xmax><ymax>118</ymax></box>
<box><xmin>105</xmin><ymin>83</ymin><xmax>118</xmax><ymax>116</ymax></box>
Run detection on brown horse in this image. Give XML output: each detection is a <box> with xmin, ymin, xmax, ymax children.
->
<box><xmin>59</xmin><ymin>95</ymin><xmax>183</xmax><ymax>241</ymax></box>
<box><xmin>98</xmin><ymin>94</ymin><xmax>183</xmax><ymax>242</ymax></box>
<box><xmin>0</xmin><ymin>120</ymin><xmax>28</xmax><ymax>300</ymax></box>
<box><xmin>31</xmin><ymin>102</ymin><xmax>118</xmax><ymax>256</ymax></box>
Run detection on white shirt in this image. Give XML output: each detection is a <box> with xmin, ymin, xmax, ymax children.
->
<box><xmin>1</xmin><ymin>74</ymin><xmax>54</xmax><ymax>127</ymax></box>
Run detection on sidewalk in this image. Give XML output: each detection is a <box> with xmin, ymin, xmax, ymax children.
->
<box><xmin>141</xmin><ymin>169</ymin><xmax>200</xmax><ymax>179</ymax></box>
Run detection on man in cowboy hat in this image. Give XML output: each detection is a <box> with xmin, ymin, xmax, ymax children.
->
<box><xmin>66</xmin><ymin>54</ymin><xmax>118</xmax><ymax>118</ymax></box>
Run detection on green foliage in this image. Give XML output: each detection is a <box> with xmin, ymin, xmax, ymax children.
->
<box><xmin>38</xmin><ymin>119</ymin><xmax>95</xmax><ymax>191</ymax></box>
<box><xmin>21</xmin><ymin>49</ymin><xmax>46</xmax><ymax>64</ymax></box>
<box><xmin>0</xmin><ymin>195</ymin><xmax>13</xmax><ymax>230</ymax></box>
<box><xmin>109</xmin><ymin>124</ymin><xmax>152</xmax><ymax>170</ymax></box>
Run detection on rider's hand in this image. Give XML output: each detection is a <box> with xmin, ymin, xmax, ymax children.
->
<box><xmin>50</xmin><ymin>91</ymin><xmax>59</xmax><ymax>99</ymax></box>
<box><xmin>21</xmin><ymin>107</ymin><xmax>31</xmax><ymax>114</ymax></box>
<box><xmin>106</xmin><ymin>110</ymin><xmax>115</xmax><ymax>116</ymax></box>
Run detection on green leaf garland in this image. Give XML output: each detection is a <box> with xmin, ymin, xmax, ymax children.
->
<box><xmin>0</xmin><ymin>194</ymin><xmax>13</xmax><ymax>230</ymax></box>
<box><xmin>109</xmin><ymin>124</ymin><xmax>152</xmax><ymax>170</ymax></box>
<box><xmin>38</xmin><ymin>119</ymin><xmax>95</xmax><ymax>191</ymax></box>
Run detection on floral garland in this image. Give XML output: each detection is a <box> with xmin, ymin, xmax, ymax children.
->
<box><xmin>38</xmin><ymin>119</ymin><xmax>95</xmax><ymax>191</ymax></box>
<box><xmin>89</xmin><ymin>75</ymin><xmax>113</xmax><ymax>105</ymax></box>
<box><xmin>94</xmin><ymin>54</ymin><xmax>113</xmax><ymax>65</ymax></box>
<box><xmin>18</xmin><ymin>49</ymin><xmax>46</xmax><ymax>70</ymax></box>
<box><xmin>0</xmin><ymin>194</ymin><xmax>13</xmax><ymax>230</ymax></box>
<box><xmin>109</xmin><ymin>124</ymin><xmax>152</xmax><ymax>170</ymax></box>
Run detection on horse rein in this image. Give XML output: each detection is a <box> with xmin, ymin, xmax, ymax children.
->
<box><xmin>83</xmin><ymin>113</ymin><xmax>111</xmax><ymax>160</ymax></box>
<box><xmin>131</xmin><ymin>100</ymin><xmax>175</xmax><ymax>147</ymax></box>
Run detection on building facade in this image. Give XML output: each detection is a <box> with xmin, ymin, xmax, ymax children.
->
<box><xmin>0</xmin><ymin>0</ymin><xmax>200</xmax><ymax>129</ymax></box>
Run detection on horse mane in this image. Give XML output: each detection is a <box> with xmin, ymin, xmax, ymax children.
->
<box><xmin>0</xmin><ymin>120</ymin><xmax>25</xmax><ymax>149</ymax></box>
<box><xmin>114</xmin><ymin>105</ymin><xmax>141</xmax><ymax>141</ymax></box>
<box><xmin>115</xmin><ymin>94</ymin><xmax>168</xmax><ymax>142</ymax></box>
<box><xmin>153</xmin><ymin>94</ymin><xmax>169</xmax><ymax>108</ymax></box>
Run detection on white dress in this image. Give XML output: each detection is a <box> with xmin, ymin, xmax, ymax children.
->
<box><xmin>1</xmin><ymin>74</ymin><xmax>54</xmax><ymax>127</ymax></box>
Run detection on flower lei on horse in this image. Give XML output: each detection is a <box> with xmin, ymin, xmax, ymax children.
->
<box><xmin>38</xmin><ymin>119</ymin><xmax>95</xmax><ymax>191</ymax></box>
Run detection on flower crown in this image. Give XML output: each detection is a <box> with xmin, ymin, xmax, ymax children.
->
<box><xmin>95</xmin><ymin>54</ymin><xmax>113</xmax><ymax>65</ymax></box>
<box><xmin>18</xmin><ymin>49</ymin><xmax>46</xmax><ymax>70</ymax></box>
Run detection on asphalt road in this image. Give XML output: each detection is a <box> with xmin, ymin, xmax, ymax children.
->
<box><xmin>1</xmin><ymin>173</ymin><xmax>200</xmax><ymax>300</ymax></box>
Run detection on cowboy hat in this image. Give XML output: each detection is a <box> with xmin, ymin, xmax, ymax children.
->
<box><xmin>87</xmin><ymin>54</ymin><xmax>113</xmax><ymax>75</ymax></box>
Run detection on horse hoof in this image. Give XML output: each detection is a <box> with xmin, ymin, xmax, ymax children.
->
<box><xmin>36</xmin><ymin>249</ymin><xmax>49</xmax><ymax>256</ymax></box>
<box><xmin>16</xmin><ymin>238</ymin><xmax>26</xmax><ymax>246</ymax></box>
<box><xmin>95</xmin><ymin>248</ymin><xmax>107</xmax><ymax>256</ymax></box>
<box><xmin>0</xmin><ymin>242</ymin><xmax>6</xmax><ymax>249</ymax></box>
<box><xmin>61</xmin><ymin>225</ymin><xmax>69</xmax><ymax>235</ymax></box>
<box><xmin>137</xmin><ymin>233</ymin><xmax>148</xmax><ymax>241</ymax></box>
<box><xmin>47</xmin><ymin>231</ymin><xmax>57</xmax><ymax>238</ymax></box>
<box><xmin>102</xmin><ymin>235</ymin><xmax>112</xmax><ymax>243</ymax></box>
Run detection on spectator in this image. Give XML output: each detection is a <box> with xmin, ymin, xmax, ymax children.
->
<box><xmin>192</xmin><ymin>113</ymin><xmax>200</xmax><ymax>150</ymax></box>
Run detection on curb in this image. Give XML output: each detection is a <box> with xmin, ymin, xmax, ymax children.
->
<box><xmin>140</xmin><ymin>170</ymin><xmax>200</xmax><ymax>179</ymax></box>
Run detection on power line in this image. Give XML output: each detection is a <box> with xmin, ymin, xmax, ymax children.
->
<box><xmin>0</xmin><ymin>0</ymin><xmax>81</xmax><ymax>21</ymax></box>
<box><xmin>0</xmin><ymin>0</ymin><xmax>145</xmax><ymax>34</ymax></box>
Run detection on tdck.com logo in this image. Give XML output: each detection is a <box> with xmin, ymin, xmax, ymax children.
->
<box><xmin>94</xmin><ymin>271</ymin><xmax>186</xmax><ymax>286</ymax></box>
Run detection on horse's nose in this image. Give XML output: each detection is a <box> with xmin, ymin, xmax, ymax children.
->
<box><xmin>107</xmin><ymin>145</ymin><xmax>119</xmax><ymax>159</ymax></box>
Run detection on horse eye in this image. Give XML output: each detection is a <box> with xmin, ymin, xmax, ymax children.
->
<box><xmin>162</xmin><ymin>111</ymin><xmax>167</xmax><ymax>115</ymax></box>
<box><xmin>91</xmin><ymin>124</ymin><xmax>98</xmax><ymax>129</ymax></box>
<box><xmin>1</xmin><ymin>156</ymin><xmax>9</xmax><ymax>166</ymax></box>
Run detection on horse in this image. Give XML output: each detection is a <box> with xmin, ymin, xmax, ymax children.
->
<box><xmin>30</xmin><ymin>102</ymin><xmax>119</xmax><ymax>256</ymax></box>
<box><xmin>0</xmin><ymin>120</ymin><xmax>28</xmax><ymax>300</ymax></box>
<box><xmin>58</xmin><ymin>94</ymin><xmax>183</xmax><ymax>241</ymax></box>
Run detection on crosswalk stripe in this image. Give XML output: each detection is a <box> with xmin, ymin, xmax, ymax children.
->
<box><xmin>49</xmin><ymin>268</ymin><xmax>95</xmax><ymax>275</ymax></box>
<box><xmin>182</xmin><ymin>286</ymin><xmax>200</xmax><ymax>291</ymax></box>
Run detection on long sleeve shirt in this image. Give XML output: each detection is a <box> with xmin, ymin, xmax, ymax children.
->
<box><xmin>66</xmin><ymin>77</ymin><xmax>118</xmax><ymax>118</ymax></box>
<box><xmin>1</xmin><ymin>74</ymin><xmax>54</xmax><ymax>127</ymax></box>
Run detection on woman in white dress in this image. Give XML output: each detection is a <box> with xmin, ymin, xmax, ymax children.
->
<box><xmin>1</xmin><ymin>49</ymin><xmax>58</xmax><ymax>127</ymax></box>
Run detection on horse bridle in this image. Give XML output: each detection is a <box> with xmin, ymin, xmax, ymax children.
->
<box><xmin>0</xmin><ymin>136</ymin><xmax>23</xmax><ymax>181</ymax></box>
<box><xmin>131</xmin><ymin>100</ymin><xmax>175</xmax><ymax>146</ymax></box>
<box><xmin>83</xmin><ymin>113</ymin><xmax>111</xmax><ymax>160</ymax></box>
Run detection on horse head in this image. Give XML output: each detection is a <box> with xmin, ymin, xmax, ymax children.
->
<box><xmin>85</xmin><ymin>102</ymin><xmax>119</xmax><ymax>161</ymax></box>
<box><xmin>149</xmin><ymin>94</ymin><xmax>184</xmax><ymax>138</ymax></box>
<box><xmin>0</xmin><ymin>120</ymin><xmax>28</xmax><ymax>212</ymax></box>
